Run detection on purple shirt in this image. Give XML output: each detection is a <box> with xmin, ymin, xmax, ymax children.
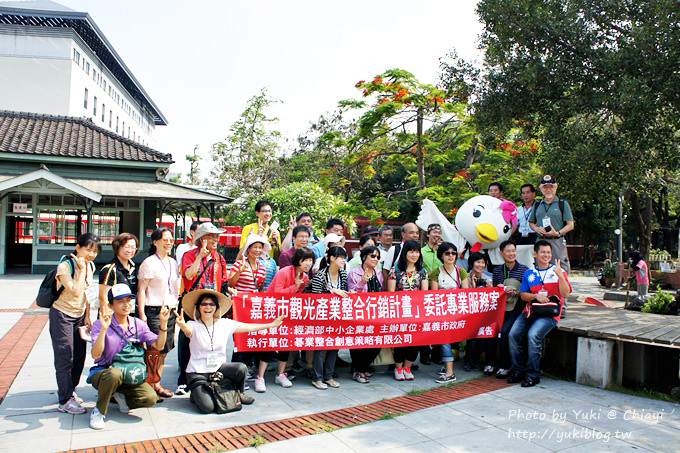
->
<box><xmin>91</xmin><ymin>316</ymin><xmax>158</xmax><ymax>366</ymax></box>
<box><xmin>278</xmin><ymin>247</ymin><xmax>295</xmax><ymax>268</ymax></box>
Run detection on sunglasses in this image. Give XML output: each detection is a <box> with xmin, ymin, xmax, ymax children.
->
<box><xmin>369</xmin><ymin>254</ymin><xmax>379</xmax><ymax>258</ymax></box>
<box><xmin>443</xmin><ymin>251</ymin><xmax>457</xmax><ymax>256</ymax></box>
<box><xmin>200</xmin><ymin>302</ymin><xmax>216</xmax><ymax>307</ymax></box>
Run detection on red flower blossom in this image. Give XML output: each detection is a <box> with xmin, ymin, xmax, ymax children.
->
<box><xmin>450</xmin><ymin>208</ymin><xmax>459</xmax><ymax>218</ymax></box>
<box><xmin>355</xmin><ymin>80</ymin><xmax>365</xmax><ymax>87</ymax></box>
<box><xmin>362</xmin><ymin>89</ymin><xmax>368</xmax><ymax>95</ymax></box>
<box><xmin>379</xmin><ymin>98</ymin><xmax>390</xmax><ymax>104</ymax></box>
<box><xmin>372</xmin><ymin>77</ymin><xmax>383</xmax><ymax>85</ymax></box>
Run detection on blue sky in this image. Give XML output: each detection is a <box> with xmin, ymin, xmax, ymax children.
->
<box><xmin>56</xmin><ymin>0</ymin><xmax>483</xmax><ymax>178</ymax></box>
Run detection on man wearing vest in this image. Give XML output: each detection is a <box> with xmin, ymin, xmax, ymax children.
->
<box><xmin>528</xmin><ymin>175</ymin><xmax>575</xmax><ymax>273</ymax></box>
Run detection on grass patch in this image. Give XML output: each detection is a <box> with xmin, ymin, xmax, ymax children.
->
<box><xmin>605</xmin><ymin>385</ymin><xmax>675</xmax><ymax>403</ymax></box>
<box><xmin>378</xmin><ymin>411</ymin><xmax>405</xmax><ymax>420</ymax></box>
<box><xmin>248</xmin><ymin>434</ymin><xmax>267</xmax><ymax>447</ymax></box>
<box><xmin>406</xmin><ymin>388</ymin><xmax>428</xmax><ymax>396</ymax></box>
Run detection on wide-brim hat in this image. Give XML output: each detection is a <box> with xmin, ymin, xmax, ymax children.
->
<box><xmin>323</xmin><ymin>233</ymin><xmax>346</xmax><ymax>249</ymax></box>
<box><xmin>244</xmin><ymin>233</ymin><xmax>272</xmax><ymax>256</ymax></box>
<box><xmin>181</xmin><ymin>289</ymin><xmax>232</xmax><ymax>320</ymax></box>
<box><xmin>193</xmin><ymin>222</ymin><xmax>226</xmax><ymax>245</ymax></box>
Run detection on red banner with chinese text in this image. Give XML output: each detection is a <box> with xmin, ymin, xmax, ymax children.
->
<box><xmin>233</xmin><ymin>288</ymin><xmax>507</xmax><ymax>351</ymax></box>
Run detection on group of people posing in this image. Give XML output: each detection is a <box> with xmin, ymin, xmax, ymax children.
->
<box><xmin>47</xmin><ymin>176</ymin><xmax>573</xmax><ymax>430</ymax></box>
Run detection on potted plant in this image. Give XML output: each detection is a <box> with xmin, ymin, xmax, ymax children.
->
<box><xmin>603</xmin><ymin>260</ymin><xmax>616</xmax><ymax>287</ymax></box>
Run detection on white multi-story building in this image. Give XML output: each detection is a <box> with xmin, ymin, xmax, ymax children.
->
<box><xmin>0</xmin><ymin>0</ymin><xmax>167</xmax><ymax>147</ymax></box>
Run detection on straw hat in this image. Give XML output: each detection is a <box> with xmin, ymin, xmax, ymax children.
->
<box><xmin>181</xmin><ymin>289</ymin><xmax>232</xmax><ymax>320</ymax></box>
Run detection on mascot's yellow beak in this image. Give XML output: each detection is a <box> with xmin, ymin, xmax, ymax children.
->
<box><xmin>476</xmin><ymin>224</ymin><xmax>498</xmax><ymax>243</ymax></box>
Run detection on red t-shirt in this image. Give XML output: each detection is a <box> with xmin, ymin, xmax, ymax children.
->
<box><xmin>181</xmin><ymin>249</ymin><xmax>228</xmax><ymax>292</ymax></box>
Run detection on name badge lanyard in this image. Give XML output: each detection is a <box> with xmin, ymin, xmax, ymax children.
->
<box><xmin>522</xmin><ymin>206</ymin><xmax>532</xmax><ymax>235</ymax></box>
<box><xmin>537</xmin><ymin>265</ymin><xmax>552</xmax><ymax>293</ymax></box>
<box><xmin>200</xmin><ymin>318</ymin><xmax>215</xmax><ymax>352</ymax></box>
<box><xmin>155</xmin><ymin>253</ymin><xmax>173</xmax><ymax>296</ymax></box>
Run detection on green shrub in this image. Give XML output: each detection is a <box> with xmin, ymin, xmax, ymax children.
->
<box><xmin>642</xmin><ymin>291</ymin><xmax>674</xmax><ymax>314</ymax></box>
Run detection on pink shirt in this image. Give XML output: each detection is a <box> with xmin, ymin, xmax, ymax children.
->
<box><xmin>267</xmin><ymin>265</ymin><xmax>308</xmax><ymax>294</ymax></box>
<box><xmin>636</xmin><ymin>260</ymin><xmax>649</xmax><ymax>285</ymax></box>
<box><xmin>138</xmin><ymin>254</ymin><xmax>181</xmax><ymax>307</ymax></box>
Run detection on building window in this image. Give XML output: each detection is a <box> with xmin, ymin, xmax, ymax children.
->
<box><xmin>92</xmin><ymin>69</ymin><xmax>97</xmax><ymax>81</ymax></box>
<box><xmin>122</xmin><ymin>121</ymin><xmax>125</xmax><ymax>136</ymax></box>
<box><xmin>103</xmin><ymin>80</ymin><xmax>106</xmax><ymax>90</ymax></box>
<box><xmin>109</xmin><ymin>110</ymin><xmax>112</xmax><ymax>127</ymax></box>
<box><xmin>85</xmin><ymin>61</ymin><xmax>90</xmax><ymax>75</ymax></box>
<box><xmin>93</xmin><ymin>96</ymin><xmax>97</xmax><ymax>116</ymax></box>
<box><xmin>101</xmin><ymin>104</ymin><xmax>105</xmax><ymax>122</ymax></box>
<box><xmin>116</xmin><ymin>116</ymin><xmax>119</xmax><ymax>133</ymax></box>
<box><xmin>73</xmin><ymin>49</ymin><xmax>80</xmax><ymax>64</ymax></box>
<box><xmin>83</xmin><ymin>88</ymin><xmax>88</xmax><ymax>109</ymax></box>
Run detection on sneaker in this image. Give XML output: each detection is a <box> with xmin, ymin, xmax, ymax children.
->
<box><xmin>254</xmin><ymin>376</ymin><xmax>266</xmax><ymax>393</ymax></box>
<box><xmin>484</xmin><ymin>365</ymin><xmax>495</xmax><ymax>376</ymax></box>
<box><xmin>72</xmin><ymin>392</ymin><xmax>84</xmax><ymax>404</ymax></box>
<box><xmin>58</xmin><ymin>397</ymin><xmax>86</xmax><ymax>415</ymax></box>
<box><xmin>435</xmin><ymin>373</ymin><xmax>457</xmax><ymax>384</ymax></box>
<box><xmin>239</xmin><ymin>392</ymin><xmax>255</xmax><ymax>404</ymax></box>
<box><xmin>403</xmin><ymin>367</ymin><xmax>415</xmax><ymax>380</ymax></box>
<box><xmin>89</xmin><ymin>408</ymin><xmax>105</xmax><ymax>429</ymax></box>
<box><xmin>312</xmin><ymin>380</ymin><xmax>328</xmax><ymax>390</ymax></box>
<box><xmin>495</xmin><ymin>368</ymin><xmax>510</xmax><ymax>379</ymax></box>
<box><xmin>175</xmin><ymin>384</ymin><xmax>188</xmax><ymax>395</ymax></box>
<box><xmin>353</xmin><ymin>372</ymin><xmax>369</xmax><ymax>384</ymax></box>
<box><xmin>394</xmin><ymin>367</ymin><xmax>405</xmax><ymax>381</ymax></box>
<box><xmin>275</xmin><ymin>373</ymin><xmax>293</xmax><ymax>388</ymax></box>
<box><xmin>438</xmin><ymin>366</ymin><xmax>447</xmax><ymax>376</ymax></box>
<box><xmin>246</xmin><ymin>371</ymin><xmax>256</xmax><ymax>382</ymax></box>
<box><xmin>113</xmin><ymin>392</ymin><xmax>129</xmax><ymax>414</ymax></box>
<box><xmin>244</xmin><ymin>382</ymin><xmax>250</xmax><ymax>391</ymax></box>
<box><xmin>507</xmin><ymin>372</ymin><xmax>526</xmax><ymax>384</ymax></box>
<box><xmin>284</xmin><ymin>370</ymin><xmax>296</xmax><ymax>381</ymax></box>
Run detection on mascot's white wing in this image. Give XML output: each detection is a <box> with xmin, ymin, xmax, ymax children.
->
<box><xmin>416</xmin><ymin>199</ymin><xmax>467</xmax><ymax>252</ymax></box>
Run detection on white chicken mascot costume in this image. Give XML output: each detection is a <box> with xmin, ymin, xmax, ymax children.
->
<box><xmin>416</xmin><ymin>197</ymin><xmax>534</xmax><ymax>268</ymax></box>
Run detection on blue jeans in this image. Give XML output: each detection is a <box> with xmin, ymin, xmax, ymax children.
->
<box><xmin>509</xmin><ymin>315</ymin><xmax>557</xmax><ymax>379</ymax></box>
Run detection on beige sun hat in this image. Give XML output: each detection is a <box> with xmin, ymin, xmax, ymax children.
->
<box><xmin>323</xmin><ymin>233</ymin><xmax>346</xmax><ymax>249</ymax></box>
<box><xmin>243</xmin><ymin>233</ymin><xmax>272</xmax><ymax>256</ymax></box>
<box><xmin>181</xmin><ymin>289</ymin><xmax>232</xmax><ymax>320</ymax></box>
<box><xmin>192</xmin><ymin>222</ymin><xmax>226</xmax><ymax>245</ymax></box>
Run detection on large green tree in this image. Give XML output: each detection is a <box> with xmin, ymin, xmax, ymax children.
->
<box><xmin>453</xmin><ymin>0</ymin><xmax>680</xmax><ymax>256</ymax></box>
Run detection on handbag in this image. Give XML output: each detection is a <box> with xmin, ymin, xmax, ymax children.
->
<box><xmin>528</xmin><ymin>295</ymin><xmax>562</xmax><ymax>318</ymax></box>
<box><xmin>110</xmin><ymin>319</ymin><xmax>147</xmax><ymax>385</ymax></box>
<box><xmin>187</xmin><ymin>371</ymin><xmax>242</xmax><ymax>414</ymax></box>
<box><xmin>144</xmin><ymin>347</ymin><xmax>162</xmax><ymax>384</ymax></box>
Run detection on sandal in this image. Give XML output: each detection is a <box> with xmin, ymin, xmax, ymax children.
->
<box><xmin>154</xmin><ymin>385</ymin><xmax>173</xmax><ymax>398</ymax></box>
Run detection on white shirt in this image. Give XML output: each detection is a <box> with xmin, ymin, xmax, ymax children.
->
<box><xmin>175</xmin><ymin>242</ymin><xmax>196</xmax><ymax>269</ymax></box>
<box><xmin>186</xmin><ymin>318</ymin><xmax>241</xmax><ymax>373</ymax></box>
<box><xmin>517</xmin><ymin>203</ymin><xmax>535</xmax><ymax>237</ymax></box>
<box><xmin>383</xmin><ymin>243</ymin><xmax>404</xmax><ymax>272</ymax></box>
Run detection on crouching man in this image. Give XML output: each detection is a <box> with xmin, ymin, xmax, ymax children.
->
<box><xmin>89</xmin><ymin>283</ymin><xmax>169</xmax><ymax>429</ymax></box>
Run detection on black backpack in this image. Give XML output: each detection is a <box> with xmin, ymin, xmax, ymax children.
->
<box><xmin>36</xmin><ymin>257</ymin><xmax>75</xmax><ymax>308</ymax></box>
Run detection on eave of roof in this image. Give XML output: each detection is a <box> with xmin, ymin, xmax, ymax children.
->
<box><xmin>0</xmin><ymin>110</ymin><xmax>174</xmax><ymax>163</ymax></box>
<box><xmin>0</xmin><ymin>2</ymin><xmax>168</xmax><ymax>126</ymax></box>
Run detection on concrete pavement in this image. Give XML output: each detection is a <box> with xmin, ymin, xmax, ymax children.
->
<box><xmin>0</xmin><ymin>275</ymin><xmax>678</xmax><ymax>452</ymax></box>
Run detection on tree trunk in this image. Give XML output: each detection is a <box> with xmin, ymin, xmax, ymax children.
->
<box><xmin>629</xmin><ymin>190</ymin><xmax>653</xmax><ymax>259</ymax></box>
<box><xmin>416</xmin><ymin>107</ymin><xmax>425</xmax><ymax>187</ymax></box>
<box><xmin>465</xmin><ymin>135</ymin><xmax>479</xmax><ymax>168</ymax></box>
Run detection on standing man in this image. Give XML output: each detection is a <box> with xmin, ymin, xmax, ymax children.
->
<box><xmin>382</xmin><ymin>222</ymin><xmax>420</xmax><ymax>280</ymax></box>
<box><xmin>239</xmin><ymin>200</ymin><xmax>281</xmax><ymax>260</ymax></box>
<box><xmin>281</xmin><ymin>212</ymin><xmax>320</xmax><ymax>252</ymax></box>
<box><xmin>175</xmin><ymin>221</ymin><xmax>201</xmax><ymax>266</ymax></box>
<box><xmin>529</xmin><ymin>175</ymin><xmax>575</xmax><ymax>273</ymax></box>
<box><xmin>279</xmin><ymin>226</ymin><xmax>311</xmax><ymax>268</ymax></box>
<box><xmin>488</xmin><ymin>182</ymin><xmax>504</xmax><ymax>199</ymax></box>
<box><xmin>421</xmin><ymin>224</ymin><xmax>443</xmax><ymax>275</ymax></box>
<box><xmin>178</xmin><ymin>222</ymin><xmax>229</xmax><ymax>395</ymax></box>
<box><xmin>508</xmin><ymin>240</ymin><xmax>571</xmax><ymax>387</ymax></box>
<box><xmin>516</xmin><ymin>184</ymin><xmax>538</xmax><ymax>245</ymax></box>
<box><xmin>310</xmin><ymin>218</ymin><xmax>345</xmax><ymax>260</ymax></box>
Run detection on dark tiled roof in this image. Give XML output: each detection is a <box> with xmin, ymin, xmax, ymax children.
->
<box><xmin>0</xmin><ymin>111</ymin><xmax>173</xmax><ymax>163</ymax></box>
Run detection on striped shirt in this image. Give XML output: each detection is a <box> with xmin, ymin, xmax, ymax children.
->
<box><xmin>492</xmin><ymin>262</ymin><xmax>529</xmax><ymax>286</ymax></box>
<box><xmin>311</xmin><ymin>268</ymin><xmax>349</xmax><ymax>293</ymax></box>
<box><xmin>229</xmin><ymin>259</ymin><xmax>266</xmax><ymax>293</ymax></box>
